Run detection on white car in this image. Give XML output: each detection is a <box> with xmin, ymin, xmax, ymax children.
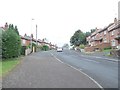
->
<box><xmin>57</xmin><ymin>47</ymin><xmax>63</xmax><ymax>52</ymax></box>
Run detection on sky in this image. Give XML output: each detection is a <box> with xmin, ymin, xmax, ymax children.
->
<box><xmin>0</xmin><ymin>0</ymin><xmax>119</xmax><ymax>47</ymax></box>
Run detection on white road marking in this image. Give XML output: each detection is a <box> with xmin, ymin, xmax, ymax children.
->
<box><xmin>50</xmin><ymin>53</ymin><xmax>104</xmax><ymax>89</ymax></box>
<box><xmin>50</xmin><ymin>53</ymin><xmax>63</xmax><ymax>63</ymax></box>
<box><xmin>83</xmin><ymin>58</ymin><xmax>99</xmax><ymax>63</ymax></box>
<box><xmin>76</xmin><ymin>52</ymin><xmax>118</xmax><ymax>62</ymax></box>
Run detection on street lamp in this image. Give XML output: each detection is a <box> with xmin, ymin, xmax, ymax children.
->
<box><xmin>36</xmin><ymin>24</ymin><xmax>37</xmax><ymax>46</ymax></box>
<box><xmin>31</xmin><ymin>18</ymin><xmax>35</xmax><ymax>52</ymax></box>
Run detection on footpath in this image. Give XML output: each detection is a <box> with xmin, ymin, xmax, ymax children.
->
<box><xmin>76</xmin><ymin>51</ymin><xmax>120</xmax><ymax>62</ymax></box>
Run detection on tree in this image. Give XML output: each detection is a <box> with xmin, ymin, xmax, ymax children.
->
<box><xmin>90</xmin><ymin>29</ymin><xmax>96</xmax><ymax>33</ymax></box>
<box><xmin>63</xmin><ymin>43</ymin><xmax>69</xmax><ymax>49</ymax></box>
<box><xmin>8</xmin><ymin>24</ymin><xmax>19</xmax><ymax>35</ymax></box>
<box><xmin>70</xmin><ymin>30</ymin><xmax>86</xmax><ymax>46</ymax></box>
<box><xmin>14</xmin><ymin>26</ymin><xmax>19</xmax><ymax>35</ymax></box>
<box><xmin>85</xmin><ymin>32</ymin><xmax>91</xmax><ymax>37</ymax></box>
<box><xmin>0</xmin><ymin>28</ymin><xmax>3</xmax><ymax>57</ymax></box>
<box><xmin>2</xmin><ymin>28</ymin><xmax>21</xmax><ymax>59</ymax></box>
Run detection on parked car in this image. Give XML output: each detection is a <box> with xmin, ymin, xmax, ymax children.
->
<box><xmin>57</xmin><ymin>47</ymin><xmax>63</xmax><ymax>52</ymax></box>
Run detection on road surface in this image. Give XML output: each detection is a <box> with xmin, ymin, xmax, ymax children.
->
<box><xmin>51</xmin><ymin>49</ymin><xmax>118</xmax><ymax>88</ymax></box>
<box><xmin>3</xmin><ymin>51</ymin><xmax>100</xmax><ymax>88</ymax></box>
<box><xmin>2</xmin><ymin>50</ymin><xmax>118</xmax><ymax>89</ymax></box>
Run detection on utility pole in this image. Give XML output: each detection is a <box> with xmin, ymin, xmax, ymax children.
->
<box><xmin>36</xmin><ymin>24</ymin><xmax>37</xmax><ymax>46</ymax></box>
<box><xmin>31</xmin><ymin>18</ymin><xmax>35</xmax><ymax>53</ymax></box>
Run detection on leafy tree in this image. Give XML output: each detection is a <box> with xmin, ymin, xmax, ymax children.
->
<box><xmin>85</xmin><ymin>32</ymin><xmax>91</xmax><ymax>37</ymax></box>
<box><xmin>0</xmin><ymin>29</ymin><xmax>3</xmax><ymax>57</ymax></box>
<box><xmin>90</xmin><ymin>29</ymin><xmax>96</xmax><ymax>33</ymax></box>
<box><xmin>14</xmin><ymin>26</ymin><xmax>19</xmax><ymax>35</ymax></box>
<box><xmin>2</xmin><ymin>28</ymin><xmax>21</xmax><ymax>59</ymax></box>
<box><xmin>63</xmin><ymin>43</ymin><xmax>69</xmax><ymax>49</ymax></box>
<box><xmin>8</xmin><ymin>24</ymin><xmax>19</xmax><ymax>35</ymax></box>
<box><xmin>70</xmin><ymin>30</ymin><xmax>86</xmax><ymax>46</ymax></box>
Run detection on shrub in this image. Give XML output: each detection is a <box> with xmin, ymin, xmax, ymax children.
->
<box><xmin>79</xmin><ymin>44</ymin><xmax>85</xmax><ymax>49</ymax></box>
<box><xmin>21</xmin><ymin>46</ymin><xmax>27</xmax><ymax>55</ymax></box>
<box><xmin>41</xmin><ymin>45</ymin><xmax>49</xmax><ymax>51</ymax></box>
<box><xmin>2</xmin><ymin>29</ymin><xmax>21</xmax><ymax>59</ymax></box>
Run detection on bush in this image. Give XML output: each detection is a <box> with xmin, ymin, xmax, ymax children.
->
<box><xmin>41</xmin><ymin>45</ymin><xmax>49</xmax><ymax>51</ymax></box>
<box><xmin>21</xmin><ymin>46</ymin><xmax>27</xmax><ymax>55</ymax></box>
<box><xmin>2</xmin><ymin>29</ymin><xmax>21</xmax><ymax>59</ymax></box>
<box><xmin>79</xmin><ymin>44</ymin><xmax>85</xmax><ymax>49</ymax></box>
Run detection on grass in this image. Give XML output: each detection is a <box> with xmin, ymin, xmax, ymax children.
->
<box><xmin>0</xmin><ymin>60</ymin><xmax>1</xmax><ymax>77</ymax></box>
<box><xmin>103</xmin><ymin>49</ymin><xmax>112</xmax><ymax>52</ymax></box>
<box><xmin>0</xmin><ymin>57</ymin><xmax>21</xmax><ymax>77</ymax></box>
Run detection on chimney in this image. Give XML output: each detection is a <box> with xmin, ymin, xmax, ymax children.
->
<box><xmin>31</xmin><ymin>34</ymin><xmax>33</xmax><ymax>39</ymax></box>
<box><xmin>24</xmin><ymin>33</ymin><xmax>27</xmax><ymax>37</ymax></box>
<box><xmin>114</xmin><ymin>18</ymin><xmax>117</xmax><ymax>25</ymax></box>
<box><xmin>4</xmin><ymin>22</ymin><xmax>8</xmax><ymax>30</ymax></box>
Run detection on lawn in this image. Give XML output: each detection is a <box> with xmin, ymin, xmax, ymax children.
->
<box><xmin>0</xmin><ymin>60</ymin><xmax>1</xmax><ymax>77</ymax></box>
<box><xmin>0</xmin><ymin>57</ymin><xmax>21</xmax><ymax>77</ymax></box>
<box><xmin>103</xmin><ymin>49</ymin><xmax>112</xmax><ymax>52</ymax></box>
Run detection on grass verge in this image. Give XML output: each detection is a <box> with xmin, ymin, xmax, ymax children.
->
<box><xmin>103</xmin><ymin>49</ymin><xmax>112</xmax><ymax>52</ymax></box>
<box><xmin>0</xmin><ymin>57</ymin><xmax>22</xmax><ymax>77</ymax></box>
<box><xmin>0</xmin><ymin>60</ymin><xmax>1</xmax><ymax>77</ymax></box>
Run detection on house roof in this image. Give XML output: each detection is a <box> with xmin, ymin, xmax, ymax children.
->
<box><xmin>98</xmin><ymin>23</ymin><xmax>114</xmax><ymax>33</ymax></box>
<box><xmin>108</xmin><ymin>22</ymin><xmax>120</xmax><ymax>32</ymax></box>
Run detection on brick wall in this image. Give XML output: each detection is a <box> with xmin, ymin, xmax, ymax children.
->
<box><xmin>85</xmin><ymin>43</ymin><xmax>111</xmax><ymax>52</ymax></box>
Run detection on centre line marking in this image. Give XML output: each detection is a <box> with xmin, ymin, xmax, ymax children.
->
<box><xmin>50</xmin><ymin>53</ymin><xmax>104</xmax><ymax>89</ymax></box>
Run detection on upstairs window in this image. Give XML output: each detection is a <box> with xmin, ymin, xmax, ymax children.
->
<box><xmin>111</xmin><ymin>30</ymin><xmax>114</xmax><ymax>36</ymax></box>
<box><xmin>104</xmin><ymin>31</ymin><xmax>106</xmax><ymax>35</ymax></box>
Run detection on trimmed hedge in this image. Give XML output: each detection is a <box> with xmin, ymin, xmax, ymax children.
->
<box><xmin>41</xmin><ymin>45</ymin><xmax>49</xmax><ymax>51</ymax></box>
<box><xmin>2</xmin><ymin>29</ymin><xmax>21</xmax><ymax>59</ymax></box>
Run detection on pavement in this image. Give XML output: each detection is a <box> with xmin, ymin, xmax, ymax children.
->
<box><xmin>75</xmin><ymin>50</ymin><xmax>119</xmax><ymax>62</ymax></box>
<box><xmin>2</xmin><ymin>51</ymin><xmax>100</xmax><ymax>88</ymax></box>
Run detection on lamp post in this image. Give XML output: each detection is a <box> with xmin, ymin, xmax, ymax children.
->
<box><xmin>31</xmin><ymin>18</ymin><xmax>35</xmax><ymax>52</ymax></box>
<box><xmin>36</xmin><ymin>24</ymin><xmax>37</xmax><ymax>46</ymax></box>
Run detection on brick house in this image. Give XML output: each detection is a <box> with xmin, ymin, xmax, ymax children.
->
<box><xmin>108</xmin><ymin>18</ymin><xmax>120</xmax><ymax>49</ymax></box>
<box><xmin>85</xmin><ymin>18</ymin><xmax>120</xmax><ymax>52</ymax></box>
<box><xmin>20</xmin><ymin>34</ymin><xmax>32</xmax><ymax>46</ymax></box>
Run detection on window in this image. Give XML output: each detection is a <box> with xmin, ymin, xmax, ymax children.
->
<box><xmin>104</xmin><ymin>38</ymin><xmax>107</xmax><ymax>43</ymax></box>
<box><xmin>111</xmin><ymin>31</ymin><xmax>114</xmax><ymax>36</ymax></box>
<box><xmin>99</xmin><ymin>33</ymin><xmax>102</xmax><ymax>37</ymax></box>
<box><xmin>95</xmin><ymin>35</ymin><xmax>96</xmax><ymax>39</ymax></box>
<box><xmin>92</xmin><ymin>36</ymin><xmax>94</xmax><ymax>39</ymax></box>
<box><xmin>104</xmin><ymin>31</ymin><xmax>106</xmax><ymax>35</ymax></box>
<box><xmin>23</xmin><ymin>40</ymin><xmax>26</xmax><ymax>44</ymax></box>
<box><xmin>111</xmin><ymin>39</ymin><xmax>116</xmax><ymax>46</ymax></box>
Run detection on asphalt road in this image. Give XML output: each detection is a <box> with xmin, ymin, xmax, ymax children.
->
<box><xmin>51</xmin><ymin>49</ymin><xmax>118</xmax><ymax>88</ymax></box>
<box><xmin>2</xmin><ymin>51</ymin><xmax>101</xmax><ymax>88</ymax></box>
